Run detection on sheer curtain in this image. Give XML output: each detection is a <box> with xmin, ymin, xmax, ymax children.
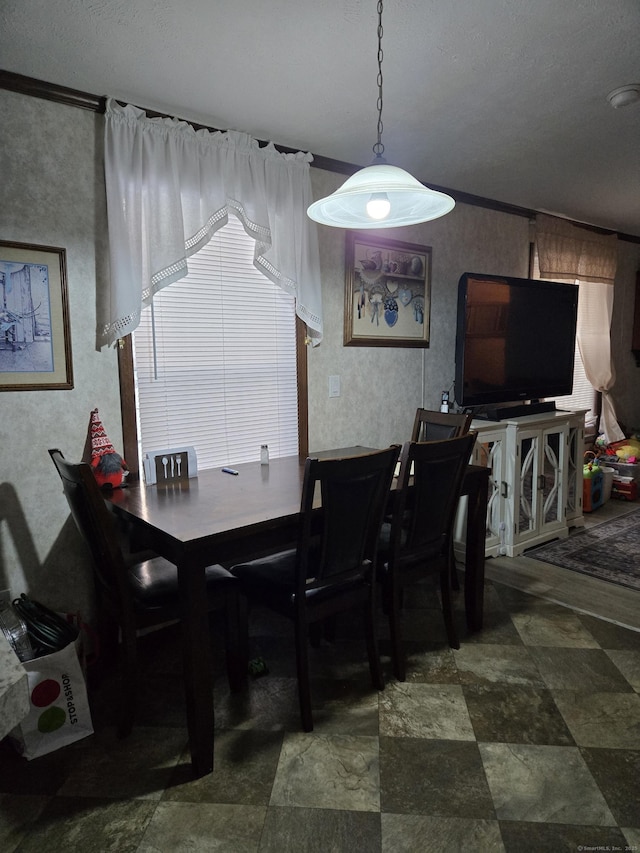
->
<box><xmin>100</xmin><ymin>99</ymin><xmax>322</xmax><ymax>348</ymax></box>
<box><xmin>536</xmin><ymin>214</ymin><xmax>623</xmax><ymax>443</ymax></box>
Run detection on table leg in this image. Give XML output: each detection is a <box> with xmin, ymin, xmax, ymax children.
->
<box><xmin>178</xmin><ymin>561</ymin><xmax>214</xmax><ymax>777</ymax></box>
<box><xmin>464</xmin><ymin>472</ymin><xmax>488</xmax><ymax>632</ymax></box>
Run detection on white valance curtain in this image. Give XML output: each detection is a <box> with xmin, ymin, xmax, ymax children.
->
<box><xmin>536</xmin><ymin>214</ymin><xmax>623</xmax><ymax>443</ymax></box>
<box><xmin>100</xmin><ymin>99</ymin><xmax>323</xmax><ymax>348</ymax></box>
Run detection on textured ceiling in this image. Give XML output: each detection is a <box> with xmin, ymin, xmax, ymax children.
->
<box><xmin>2</xmin><ymin>0</ymin><xmax>640</xmax><ymax>236</ymax></box>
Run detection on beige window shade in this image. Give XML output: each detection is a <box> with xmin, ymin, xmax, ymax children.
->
<box><xmin>132</xmin><ymin>215</ymin><xmax>298</xmax><ymax>470</ymax></box>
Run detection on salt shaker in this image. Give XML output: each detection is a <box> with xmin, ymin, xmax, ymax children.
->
<box><xmin>260</xmin><ymin>444</ymin><xmax>269</xmax><ymax>466</ymax></box>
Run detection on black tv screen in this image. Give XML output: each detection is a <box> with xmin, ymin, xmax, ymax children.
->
<box><xmin>454</xmin><ymin>273</ymin><xmax>578</xmax><ymax>410</ymax></box>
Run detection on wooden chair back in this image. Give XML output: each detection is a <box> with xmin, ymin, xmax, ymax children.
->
<box><xmin>411</xmin><ymin>408</ymin><xmax>473</xmax><ymax>443</ymax></box>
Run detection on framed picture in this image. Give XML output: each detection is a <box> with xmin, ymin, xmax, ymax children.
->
<box><xmin>344</xmin><ymin>232</ymin><xmax>432</xmax><ymax>347</ymax></box>
<box><xmin>0</xmin><ymin>241</ymin><xmax>73</xmax><ymax>391</ymax></box>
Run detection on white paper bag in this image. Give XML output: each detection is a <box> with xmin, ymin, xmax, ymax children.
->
<box><xmin>9</xmin><ymin>639</ymin><xmax>94</xmax><ymax>759</ymax></box>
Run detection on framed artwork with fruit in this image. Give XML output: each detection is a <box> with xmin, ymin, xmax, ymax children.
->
<box><xmin>344</xmin><ymin>231</ymin><xmax>432</xmax><ymax>347</ymax></box>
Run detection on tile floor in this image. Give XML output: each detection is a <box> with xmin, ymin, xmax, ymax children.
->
<box><xmin>1</xmin><ymin>502</ymin><xmax>639</xmax><ymax>852</ymax></box>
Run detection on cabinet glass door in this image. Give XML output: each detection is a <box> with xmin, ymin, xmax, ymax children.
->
<box><xmin>473</xmin><ymin>433</ymin><xmax>505</xmax><ymax>550</ymax></box>
<box><xmin>517</xmin><ymin>433</ymin><xmax>539</xmax><ymax>536</ymax></box>
<box><xmin>540</xmin><ymin>427</ymin><xmax>566</xmax><ymax>527</ymax></box>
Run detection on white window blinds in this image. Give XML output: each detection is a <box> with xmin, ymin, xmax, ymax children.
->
<box><xmin>132</xmin><ymin>215</ymin><xmax>299</xmax><ymax>470</ymax></box>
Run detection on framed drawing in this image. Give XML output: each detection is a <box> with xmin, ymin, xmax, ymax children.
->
<box><xmin>344</xmin><ymin>232</ymin><xmax>432</xmax><ymax>347</ymax></box>
<box><xmin>0</xmin><ymin>241</ymin><xmax>73</xmax><ymax>391</ymax></box>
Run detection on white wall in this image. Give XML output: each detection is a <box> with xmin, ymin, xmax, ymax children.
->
<box><xmin>1</xmin><ymin>88</ymin><xmax>638</xmax><ymax>623</ymax></box>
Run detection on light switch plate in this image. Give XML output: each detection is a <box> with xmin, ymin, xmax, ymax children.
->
<box><xmin>329</xmin><ymin>375</ymin><xmax>341</xmax><ymax>398</ymax></box>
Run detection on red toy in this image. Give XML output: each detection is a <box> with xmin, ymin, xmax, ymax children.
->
<box><xmin>88</xmin><ymin>408</ymin><xmax>128</xmax><ymax>489</ymax></box>
<box><xmin>611</xmin><ymin>477</ymin><xmax>638</xmax><ymax>501</ymax></box>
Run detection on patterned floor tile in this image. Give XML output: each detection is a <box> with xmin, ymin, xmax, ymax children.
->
<box><xmin>462</xmin><ymin>684</ymin><xmax>575</xmax><ymax>745</ymax></box>
<box><xmin>389</xmin><ymin>641</ymin><xmax>460</xmax><ymax>684</ymax></box>
<box><xmin>4</xmin><ymin>561</ymin><xmax>639</xmax><ymax>850</ymax></box>
<box><xmin>380</xmin><ymin>737</ymin><xmax>495</xmax><ymax>819</ymax></box>
<box><xmin>381</xmin><ymin>813</ymin><xmax>504</xmax><ymax>852</ymax></box>
<box><xmin>12</xmin><ymin>796</ymin><xmax>157</xmax><ymax>853</ymax></box>
<box><xmin>259</xmin><ymin>806</ymin><xmax>381</xmax><ymax>853</ymax></box>
<box><xmin>577</xmin><ymin>613</ymin><xmax>640</xmax><ymax>650</ymax></box>
<box><xmin>270</xmin><ymin>733</ymin><xmax>380</xmax><ymax>811</ymax></box>
<box><xmin>528</xmin><ymin>646</ymin><xmax>636</xmax><ymax>692</ymax></box>
<box><xmin>580</xmin><ymin>747</ymin><xmax>640</xmax><ymax>826</ymax></box>
<box><xmin>498</xmin><ymin>820</ymin><xmax>629</xmax><ymax>853</ymax></box>
<box><xmin>479</xmin><ymin>742</ymin><xmax>616</xmax><ymax>825</ymax></box>
<box><xmin>510</xmin><ymin>603</ymin><xmax>601</xmax><ymax>648</ymax></box>
<box><xmin>137</xmin><ymin>801</ymin><xmax>266</xmax><ymax>853</ymax></box>
<box><xmin>163</xmin><ymin>728</ymin><xmax>283</xmax><ymax>805</ymax></box>
<box><xmin>379</xmin><ymin>682</ymin><xmax>475</xmax><ymax>740</ymax></box>
<box><xmin>604</xmin><ymin>649</ymin><xmax>640</xmax><ymax>691</ymax></box>
<box><xmin>55</xmin><ymin>726</ymin><xmax>187</xmax><ymax>800</ymax></box>
<box><xmin>552</xmin><ymin>690</ymin><xmax>640</xmax><ymax>748</ymax></box>
<box><xmin>0</xmin><ymin>793</ymin><xmax>52</xmax><ymax>852</ymax></box>
<box><xmin>453</xmin><ymin>644</ymin><xmax>543</xmax><ymax>686</ymax></box>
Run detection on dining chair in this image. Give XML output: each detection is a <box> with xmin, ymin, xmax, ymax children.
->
<box><xmin>230</xmin><ymin>445</ymin><xmax>401</xmax><ymax>732</ymax></box>
<box><xmin>411</xmin><ymin>408</ymin><xmax>473</xmax><ymax>442</ymax></box>
<box><xmin>48</xmin><ymin>448</ymin><xmax>247</xmax><ymax>737</ymax></box>
<box><xmin>378</xmin><ymin>433</ymin><xmax>477</xmax><ymax>681</ymax></box>
<box><xmin>411</xmin><ymin>408</ymin><xmax>474</xmax><ymax>591</ymax></box>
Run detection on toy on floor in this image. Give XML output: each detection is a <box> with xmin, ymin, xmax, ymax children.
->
<box><xmin>583</xmin><ymin>452</ymin><xmax>604</xmax><ymax>512</ymax></box>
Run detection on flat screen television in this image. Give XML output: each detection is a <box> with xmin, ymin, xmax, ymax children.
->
<box><xmin>454</xmin><ymin>273</ymin><xmax>578</xmax><ymax>417</ymax></box>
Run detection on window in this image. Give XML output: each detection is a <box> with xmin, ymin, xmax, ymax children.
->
<box><xmin>530</xmin><ymin>246</ymin><xmax>596</xmax><ymax>419</ymax></box>
<box><xmin>128</xmin><ymin>215</ymin><xmax>305</xmax><ymax>473</ymax></box>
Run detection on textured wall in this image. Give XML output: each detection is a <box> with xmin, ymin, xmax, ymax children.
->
<box><xmin>0</xmin><ymin>90</ymin><xmax>121</xmax><ymax>619</ymax></box>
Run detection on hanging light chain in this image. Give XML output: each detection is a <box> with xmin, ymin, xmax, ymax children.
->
<box><xmin>373</xmin><ymin>0</ymin><xmax>385</xmax><ymax>159</ymax></box>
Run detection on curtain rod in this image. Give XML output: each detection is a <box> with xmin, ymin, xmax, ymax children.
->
<box><xmin>2</xmin><ymin>69</ymin><xmax>638</xmax><ymax>244</ymax></box>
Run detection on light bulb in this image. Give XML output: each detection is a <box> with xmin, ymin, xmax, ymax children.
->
<box><xmin>366</xmin><ymin>192</ymin><xmax>391</xmax><ymax>220</ymax></box>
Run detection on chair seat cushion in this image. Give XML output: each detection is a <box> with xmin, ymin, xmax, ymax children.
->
<box><xmin>231</xmin><ymin>547</ymin><xmax>367</xmax><ymax>609</ymax></box>
<box><xmin>231</xmin><ymin>548</ymin><xmax>298</xmax><ymax>599</ymax></box>
<box><xmin>128</xmin><ymin>557</ymin><xmax>238</xmax><ymax>611</ymax></box>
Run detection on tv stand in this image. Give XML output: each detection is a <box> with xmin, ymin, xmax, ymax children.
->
<box><xmin>454</xmin><ymin>409</ymin><xmax>585</xmax><ymax>559</ymax></box>
<box><xmin>483</xmin><ymin>401</ymin><xmax>556</xmax><ymax>421</ymax></box>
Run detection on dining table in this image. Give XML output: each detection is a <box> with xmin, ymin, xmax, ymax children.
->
<box><xmin>106</xmin><ymin>447</ymin><xmax>489</xmax><ymax>777</ymax></box>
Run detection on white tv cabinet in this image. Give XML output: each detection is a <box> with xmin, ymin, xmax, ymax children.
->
<box><xmin>459</xmin><ymin>410</ymin><xmax>585</xmax><ymax>558</ymax></box>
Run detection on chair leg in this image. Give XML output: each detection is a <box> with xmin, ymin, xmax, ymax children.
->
<box><xmin>323</xmin><ymin>616</ymin><xmax>337</xmax><ymax>643</ymax></box>
<box><xmin>386</xmin><ymin>581</ymin><xmax>406</xmax><ymax>682</ymax></box>
<box><xmin>440</xmin><ymin>569</ymin><xmax>460</xmax><ymax>650</ymax></box>
<box><xmin>295</xmin><ymin>619</ymin><xmax>314</xmax><ymax>732</ymax></box>
<box><xmin>117</xmin><ymin>621</ymin><xmax>138</xmax><ymax>738</ymax></box>
<box><xmin>309</xmin><ymin>622</ymin><xmax>322</xmax><ymax>648</ymax></box>
<box><xmin>224</xmin><ymin>592</ymin><xmax>248</xmax><ymax>693</ymax></box>
<box><xmin>364</xmin><ymin>598</ymin><xmax>384</xmax><ymax>691</ymax></box>
<box><xmin>449</xmin><ymin>541</ymin><xmax>460</xmax><ymax>591</ymax></box>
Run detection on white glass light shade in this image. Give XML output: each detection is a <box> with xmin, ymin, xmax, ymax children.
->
<box><xmin>307</xmin><ymin>162</ymin><xmax>455</xmax><ymax>229</ymax></box>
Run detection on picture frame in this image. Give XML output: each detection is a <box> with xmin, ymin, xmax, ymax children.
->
<box><xmin>0</xmin><ymin>241</ymin><xmax>73</xmax><ymax>391</ymax></box>
<box><xmin>344</xmin><ymin>231</ymin><xmax>432</xmax><ymax>347</ymax></box>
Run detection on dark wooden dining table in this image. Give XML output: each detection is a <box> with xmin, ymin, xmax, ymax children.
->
<box><xmin>106</xmin><ymin>448</ymin><xmax>489</xmax><ymax>777</ymax></box>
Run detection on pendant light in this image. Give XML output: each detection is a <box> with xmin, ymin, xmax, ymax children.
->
<box><xmin>307</xmin><ymin>0</ymin><xmax>455</xmax><ymax>229</ymax></box>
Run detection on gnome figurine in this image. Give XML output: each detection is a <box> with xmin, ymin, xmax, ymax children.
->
<box><xmin>88</xmin><ymin>408</ymin><xmax>128</xmax><ymax>489</ymax></box>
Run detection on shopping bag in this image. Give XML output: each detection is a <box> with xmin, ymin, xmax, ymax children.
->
<box><xmin>9</xmin><ymin>638</ymin><xmax>94</xmax><ymax>759</ymax></box>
